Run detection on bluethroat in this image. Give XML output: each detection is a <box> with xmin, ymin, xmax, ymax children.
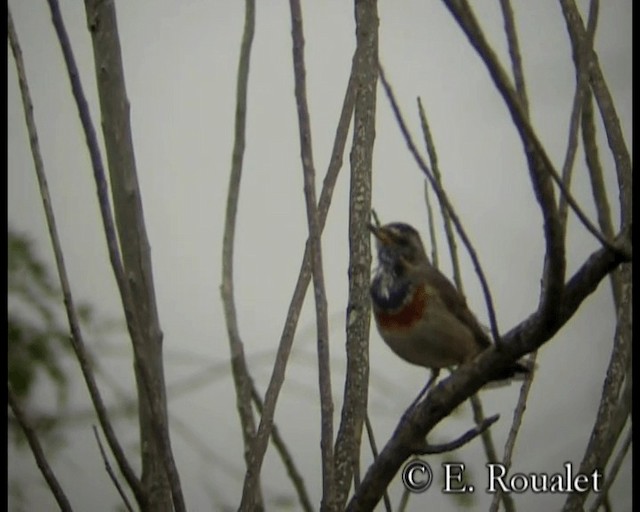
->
<box><xmin>369</xmin><ymin>222</ymin><xmax>529</xmax><ymax>388</ymax></box>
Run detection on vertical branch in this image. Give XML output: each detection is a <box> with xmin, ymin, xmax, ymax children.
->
<box><xmin>498</xmin><ymin>0</ymin><xmax>529</xmax><ymax>111</ymax></box>
<box><xmin>558</xmin><ymin>0</ymin><xmax>631</xmax><ymax>233</ymax></box>
<box><xmin>582</xmin><ymin>90</ymin><xmax>623</xmax><ymax>306</ymax></box>
<box><xmin>9</xmin><ymin>4</ymin><xmax>145</xmax><ymax>507</ymax></box>
<box><xmin>560</xmin><ymin>5</ymin><xmax>632</xmax><ymax>508</ymax></box>
<box><xmin>489</xmin><ymin>359</ymin><xmax>536</xmax><ymax>512</ymax></box>
<box><xmin>333</xmin><ymin>0</ymin><xmax>378</xmax><ymax>507</ymax></box>
<box><xmin>490</xmin><ymin>6</ymin><xmax>534</xmax><ymax>511</ymax></box>
<box><xmin>562</xmin><ymin>276</ymin><xmax>631</xmax><ymax>511</ymax></box>
<box><xmin>558</xmin><ymin>0</ymin><xmax>599</xmax><ymax>230</ymax></box>
<box><xmin>82</xmin><ymin>0</ymin><xmax>185</xmax><ymax>509</ymax></box>
<box><xmin>8</xmin><ymin>386</ymin><xmax>73</xmax><ymax>512</ymax></box>
<box><xmin>220</xmin><ymin>1</ymin><xmax>264</xmax><ymax>509</ymax></box>
<box><xmin>239</xmin><ymin>47</ymin><xmax>357</xmax><ymax>511</ymax></box>
<box><xmin>416</xmin><ymin>98</ymin><xmax>510</xmax><ymax>509</ymax></box>
<box><xmin>47</xmin><ymin>0</ymin><xmax>185</xmax><ymax>509</ymax></box>
<box><xmin>287</xmin><ymin>1</ymin><xmax>336</xmax><ymax>509</ymax></box>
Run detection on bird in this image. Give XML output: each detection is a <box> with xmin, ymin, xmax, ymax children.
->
<box><xmin>369</xmin><ymin>221</ymin><xmax>529</xmax><ymax>395</ymax></box>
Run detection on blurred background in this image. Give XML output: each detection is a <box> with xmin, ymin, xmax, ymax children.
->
<box><xmin>8</xmin><ymin>1</ymin><xmax>631</xmax><ymax>510</ymax></box>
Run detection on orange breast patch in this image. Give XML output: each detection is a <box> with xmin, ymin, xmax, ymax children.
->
<box><xmin>374</xmin><ymin>285</ymin><xmax>427</xmax><ymax>330</ymax></box>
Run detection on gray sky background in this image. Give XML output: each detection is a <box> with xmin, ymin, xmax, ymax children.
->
<box><xmin>8</xmin><ymin>1</ymin><xmax>631</xmax><ymax>510</ymax></box>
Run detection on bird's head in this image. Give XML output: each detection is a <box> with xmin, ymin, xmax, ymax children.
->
<box><xmin>368</xmin><ymin>222</ymin><xmax>428</xmax><ymax>275</ymax></box>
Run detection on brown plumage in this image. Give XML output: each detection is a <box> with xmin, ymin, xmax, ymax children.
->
<box><xmin>369</xmin><ymin>222</ymin><xmax>529</xmax><ymax>381</ymax></box>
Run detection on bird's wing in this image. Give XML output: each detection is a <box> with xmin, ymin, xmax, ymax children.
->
<box><xmin>420</xmin><ymin>263</ymin><xmax>493</xmax><ymax>349</ymax></box>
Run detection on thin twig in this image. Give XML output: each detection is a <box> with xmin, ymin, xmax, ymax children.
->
<box><xmin>414</xmin><ymin>414</ymin><xmax>499</xmax><ymax>454</ymax></box>
<box><xmin>379</xmin><ymin>65</ymin><xmax>502</xmax><ymax>347</ymax></box>
<box><xmin>559</xmin><ymin>0</ymin><xmax>632</xmax><ymax>232</ymax></box>
<box><xmin>240</xmin><ymin>41</ymin><xmax>358</xmax><ymax>510</ymax></box>
<box><xmin>489</xmin><ymin>352</ymin><xmax>537</xmax><ymax>512</ymax></box>
<box><xmin>363</xmin><ymin>415</ymin><xmax>392</xmax><ymax>512</ymax></box>
<box><xmin>8</xmin><ymin>6</ymin><xmax>144</xmax><ymax>506</ymax></box>
<box><xmin>558</xmin><ymin>0</ymin><xmax>599</xmax><ymax>230</ymax></box>
<box><xmin>220</xmin><ymin>0</ymin><xmax>264</xmax><ymax>509</ymax></box>
<box><xmin>444</xmin><ymin>0</ymin><xmax>625</xmax><ymax>280</ymax></box>
<box><xmin>443</xmin><ymin>0</ymin><xmax>569</xmax><ymax>317</ymax></box>
<box><xmin>415</xmin><ymin>98</ymin><xmax>506</xmax><ymax>508</ymax></box>
<box><xmin>581</xmin><ymin>88</ymin><xmax>625</xmax><ymax>309</ymax></box>
<box><xmin>92</xmin><ymin>426</ymin><xmax>134</xmax><ymax>512</ymax></box>
<box><xmin>498</xmin><ymin>0</ymin><xmax>529</xmax><ymax>112</ymax></box>
<box><xmin>286</xmin><ymin>1</ymin><xmax>336</xmax><ymax>508</ymax></box>
<box><xmin>250</xmin><ymin>382</ymin><xmax>315</xmax><ymax>512</ymax></box>
<box><xmin>470</xmin><ymin>394</ymin><xmax>515</xmax><ymax>512</ymax></box>
<box><xmin>417</xmin><ymin>98</ymin><xmax>454</xmax><ymax>281</ymax></box>
<box><xmin>587</xmin><ymin>425</ymin><xmax>632</xmax><ymax>512</ymax></box>
<box><xmin>8</xmin><ymin>386</ymin><xmax>73</xmax><ymax>512</ymax></box>
<box><xmin>422</xmin><ymin>180</ymin><xmax>439</xmax><ymax>269</ymax></box>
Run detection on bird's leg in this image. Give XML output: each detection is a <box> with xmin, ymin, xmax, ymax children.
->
<box><xmin>408</xmin><ymin>369</ymin><xmax>440</xmax><ymax>411</ymax></box>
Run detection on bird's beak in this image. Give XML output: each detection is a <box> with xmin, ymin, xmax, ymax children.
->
<box><xmin>368</xmin><ymin>223</ymin><xmax>390</xmax><ymax>244</ymax></box>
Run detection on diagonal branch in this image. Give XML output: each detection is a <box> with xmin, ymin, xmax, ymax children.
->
<box><xmin>249</xmin><ymin>383</ymin><xmax>314</xmax><ymax>512</ymax></box>
<box><xmin>416</xmin><ymin>96</ymin><xmax>510</xmax><ymax>510</ymax></box>
<box><xmin>414</xmin><ymin>414</ymin><xmax>499</xmax><ymax>455</ymax></box>
<box><xmin>347</xmin><ymin>235</ymin><xmax>629</xmax><ymax>510</ymax></box>
<box><xmin>8</xmin><ymin>386</ymin><xmax>73</xmax><ymax>512</ymax></box>
<box><xmin>379</xmin><ymin>65</ymin><xmax>502</xmax><ymax>346</ymax></box>
<box><xmin>8</xmin><ymin>7</ymin><xmax>144</xmax><ymax>507</ymax></box>
<box><xmin>92</xmin><ymin>426</ymin><xmax>135</xmax><ymax>512</ymax></box>
<box><xmin>440</xmin><ymin>1</ymin><xmax>564</xmax><ymax>315</ymax></box>
<box><xmin>558</xmin><ymin>0</ymin><xmax>632</xmax><ymax>233</ymax></box>
<box><xmin>239</xmin><ymin>39</ymin><xmax>358</xmax><ymax>512</ymax></box>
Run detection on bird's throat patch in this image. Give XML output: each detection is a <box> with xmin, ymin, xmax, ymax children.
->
<box><xmin>373</xmin><ymin>284</ymin><xmax>427</xmax><ymax>330</ymax></box>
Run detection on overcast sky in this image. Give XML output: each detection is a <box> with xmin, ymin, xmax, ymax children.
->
<box><xmin>8</xmin><ymin>1</ymin><xmax>631</xmax><ymax>510</ymax></box>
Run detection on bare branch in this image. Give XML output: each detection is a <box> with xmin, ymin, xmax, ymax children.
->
<box><xmin>441</xmin><ymin>0</ymin><xmax>565</xmax><ymax>316</ymax></box>
<box><xmin>249</xmin><ymin>383</ymin><xmax>314</xmax><ymax>512</ymax></box>
<box><xmin>220</xmin><ymin>0</ymin><xmax>263</xmax><ymax>509</ymax></box>
<box><xmin>8</xmin><ymin>386</ymin><xmax>73</xmax><ymax>512</ymax></box>
<box><xmin>416</xmin><ymin>97</ymin><xmax>509</xmax><ymax>510</ymax></box>
<box><xmin>67</xmin><ymin>0</ymin><xmax>184</xmax><ymax>507</ymax></box>
<box><xmin>562</xmin><ymin>270</ymin><xmax>632</xmax><ymax>511</ymax></box>
<box><xmin>286</xmin><ymin>1</ymin><xmax>335</xmax><ymax>508</ymax></box>
<box><xmin>363</xmin><ymin>415</ymin><xmax>391</xmax><ymax>512</ymax></box>
<box><xmin>240</xmin><ymin>39</ymin><xmax>358</xmax><ymax>512</ymax></box>
<box><xmin>469</xmin><ymin>395</ymin><xmax>514</xmax><ymax>512</ymax></box>
<box><xmin>92</xmin><ymin>426</ymin><xmax>135</xmax><ymax>512</ymax></box>
<box><xmin>499</xmin><ymin>0</ymin><xmax>529</xmax><ymax>111</ymax></box>
<box><xmin>9</xmin><ymin>6</ymin><xmax>144</xmax><ymax>506</ymax></box>
<box><xmin>558</xmin><ymin>0</ymin><xmax>599</xmax><ymax>230</ymax></box>
<box><xmin>489</xmin><ymin>351</ymin><xmax>537</xmax><ymax>512</ymax></box>
<box><xmin>333</xmin><ymin>0</ymin><xmax>378</xmax><ymax>507</ymax></box>
<box><xmin>414</xmin><ymin>414</ymin><xmax>499</xmax><ymax>455</ymax></box>
<box><xmin>379</xmin><ymin>65</ymin><xmax>502</xmax><ymax>346</ymax></box>
<box><xmin>347</xmin><ymin>236</ymin><xmax>628</xmax><ymax>510</ymax></box>
<box><xmin>587</xmin><ymin>425</ymin><xmax>632</xmax><ymax>512</ymax></box>
<box><xmin>558</xmin><ymin>0</ymin><xmax>632</xmax><ymax>232</ymax></box>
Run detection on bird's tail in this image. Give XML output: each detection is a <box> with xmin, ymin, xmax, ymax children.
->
<box><xmin>484</xmin><ymin>358</ymin><xmax>536</xmax><ymax>388</ymax></box>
